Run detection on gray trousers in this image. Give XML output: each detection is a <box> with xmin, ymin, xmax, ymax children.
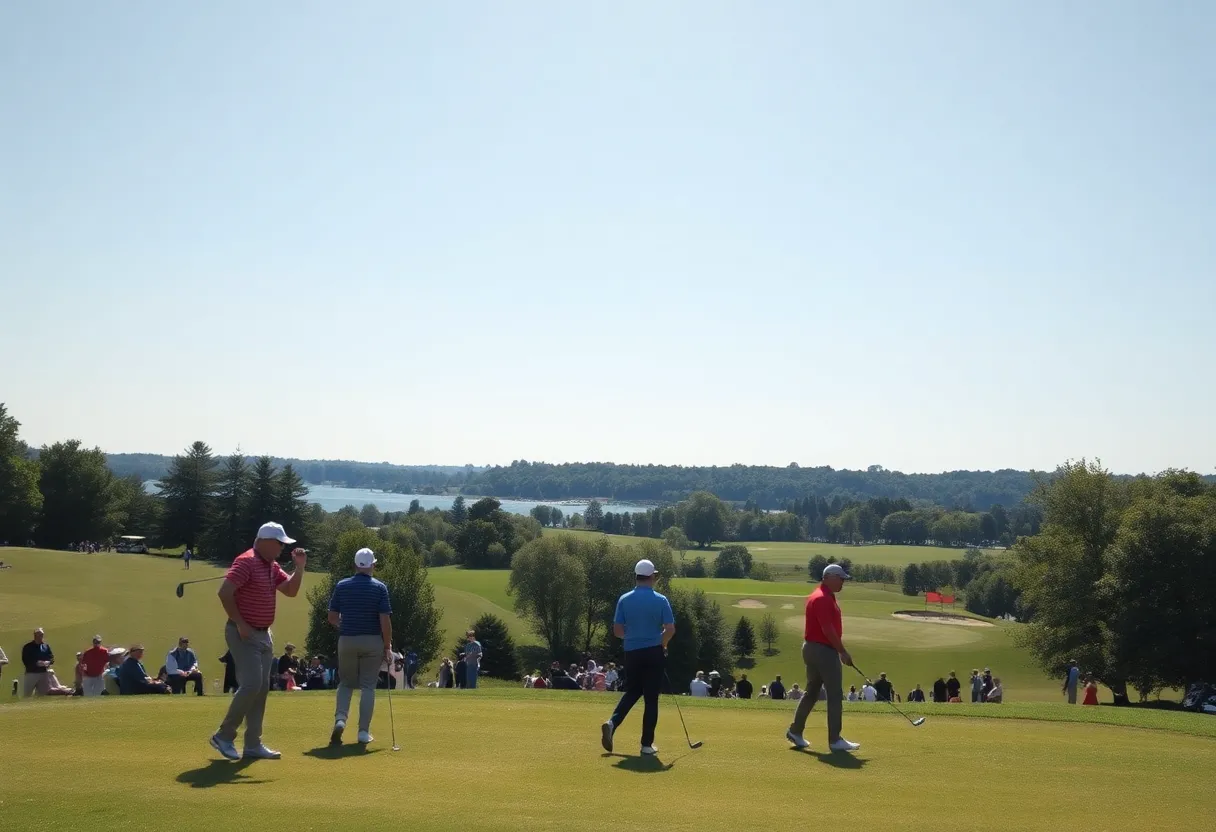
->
<box><xmin>335</xmin><ymin>634</ymin><xmax>384</xmax><ymax>733</ymax></box>
<box><xmin>217</xmin><ymin>622</ymin><xmax>275</xmax><ymax>748</ymax></box>
<box><xmin>789</xmin><ymin>641</ymin><xmax>844</xmax><ymax>743</ymax></box>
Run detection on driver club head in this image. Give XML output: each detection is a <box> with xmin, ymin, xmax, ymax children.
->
<box><xmin>175</xmin><ymin>584</ymin><xmax>184</xmax><ymax>598</ymax></box>
<box><xmin>911</xmin><ymin>717</ymin><xmax>926</xmax><ymax>726</ymax></box>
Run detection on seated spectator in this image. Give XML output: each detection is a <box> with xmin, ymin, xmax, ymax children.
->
<box><xmin>277</xmin><ymin>644</ymin><xmax>302</xmax><ymax>690</ymax></box>
<box><xmin>758</xmin><ymin>685</ymin><xmax>769</xmax><ymax>698</ymax></box>
<box><xmin>787</xmin><ymin>683</ymin><xmax>804</xmax><ymax>702</ymax></box>
<box><xmin>846</xmin><ymin>684</ymin><xmax>859</xmax><ymax>702</ymax></box>
<box><xmin>218</xmin><ymin>650</ymin><xmax>238</xmax><ymax>693</ymax></box>
<box><xmin>768</xmin><ymin>675</ymin><xmax>786</xmax><ymax>700</ymax></box>
<box><xmin>590</xmin><ymin>666</ymin><xmax>607</xmax><ymax>691</ymax></box>
<box><xmin>22</xmin><ymin>628</ymin><xmax>73</xmax><ymax>697</ymax></box>
<box><xmin>166</xmin><ymin>637</ymin><xmax>204</xmax><ymax>695</ymax></box>
<box><xmin>707</xmin><ymin>670</ymin><xmax>722</xmax><ymax>698</ymax></box>
<box><xmin>73</xmin><ymin>652</ymin><xmax>85</xmax><ymax>694</ymax></box>
<box><xmin>603</xmin><ymin>662</ymin><xmax>619</xmax><ymax>691</ymax></box>
<box><xmin>986</xmin><ymin>677</ymin><xmax>1004</xmax><ymax>703</ymax></box>
<box><xmin>531</xmin><ymin>670</ymin><xmax>548</xmax><ymax>689</ymax></box>
<box><xmin>118</xmin><ymin>645</ymin><xmax>171</xmax><ymax>695</ymax></box>
<box><xmin>932</xmin><ymin>677</ymin><xmax>949</xmax><ymax>703</ymax></box>
<box><xmin>690</xmin><ymin>671</ymin><xmax>710</xmax><ymax>697</ymax></box>
<box><xmin>735</xmin><ymin>674</ymin><xmax>753</xmax><ymax>699</ymax></box>
<box><xmin>873</xmin><ymin>672</ymin><xmax>894</xmax><ymax>702</ymax></box>
<box><xmin>437</xmin><ymin>658</ymin><xmax>455</xmax><ymax>689</ymax></box>
<box><xmin>303</xmin><ymin>655</ymin><xmax>328</xmax><ymax>690</ymax></box>
<box><xmin>908</xmin><ymin>684</ymin><xmax>926</xmax><ymax>703</ymax></box>
<box><xmin>103</xmin><ymin>648</ymin><xmax>127</xmax><ymax>695</ymax></box>
<box><xmin>860</xmin><ymin>682</ymin><xmax>878</xmax><ymax>702</ymax></box>
<box><xmin>549</xmin><ymin>668</ymin><xmax>582</xmax><ymax>690</ymax></box>
<box><xmin>0</xmin><ymin>645</ymin><xmax>8</xmax><ymax>683</ymax></box>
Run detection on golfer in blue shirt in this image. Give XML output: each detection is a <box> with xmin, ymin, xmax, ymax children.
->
<box><xmin>601</xmin><ymin>559</ymin><xmax>675</xmax><ymax>756</ymax></box>
<box><xmin>327</xmin><ymin>547</ymin><xmax>392</xmax><ymax>746</ymax></box>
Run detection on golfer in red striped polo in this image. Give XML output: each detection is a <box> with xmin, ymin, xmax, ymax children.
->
<box><xmin>786</xmin><ymin>563</ymin><xmax>860</xmax><ymax>752</ymax></box>
<box><xmin>210</xmin><ymin>522</ymin><xmax>307</xmax><ymax>761</ymax></box>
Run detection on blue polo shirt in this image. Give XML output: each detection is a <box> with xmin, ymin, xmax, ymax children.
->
<box><xmin>614</xmin><ymin>585</ymin><xmax>674</xmax><ymax>652</ymax></box>
<box><xmin>329</xmin><ymin>573</ymin><xmax>392</xmax><ymax>637</ymax></box>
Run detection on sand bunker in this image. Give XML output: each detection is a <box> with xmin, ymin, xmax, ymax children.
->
<box><xmin>780</xmin><ymin>604</ymin><xmax>794</xmax><ymax>610</ymax></box>
<box><xmin>734</xmin><ymin>599</ymin><xmax>768</xmax><ymax>609</ymax></box>
<box><xmin>892</xmin><ymin>611</ymin><xmax>993</xmax><ymax>627</ymax></box>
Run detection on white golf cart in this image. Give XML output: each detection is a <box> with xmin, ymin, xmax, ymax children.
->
<box><xmin>115</xmin><ymin>535</ymin><xmax>149</xmax><ymax>554</ymax></box>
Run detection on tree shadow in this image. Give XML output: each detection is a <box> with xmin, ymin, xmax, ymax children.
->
<box><xmin>736</xmin><ymin>657</ymin><xmax>756</xmax><ymax>669</ymax></box>
<box><xmin>176</xmin><ymin>759</ymin><xmax>267</xmax><ymax>788</ymax></box>
<box><xmin>763</xmin><ymin>647</ymin><xmax>780</xmax><ymax>657</ymax></box>
<box><xmin>603</xmin><ymin>753</ymin><xmax>676</xmax><ymax>773</ymax></box>
<box><xmin>790</xmin><ymin>748</ymin><xmax>868</xmax><ymax>770</ymax></box>
<box><xmin>302</xmin><ymin>744</ymin><xmax>384</xmax><ymax>760</ymax></box>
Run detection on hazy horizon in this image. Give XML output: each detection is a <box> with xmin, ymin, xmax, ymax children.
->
<box><xmin>4</xmin><ymin>3</ymin><xmax>1213</xmax><ymax>475</ymax></box>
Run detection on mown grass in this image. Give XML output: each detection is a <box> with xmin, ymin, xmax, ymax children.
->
<box><xmin>547</xmin><ymin>528</ymin><xmax>989</xmax><ymax>569</ymax></box>
<box><xmin>0</xmin><ymin>689</ymin><xmax>1211</xmax><ymax>831</ymax></box>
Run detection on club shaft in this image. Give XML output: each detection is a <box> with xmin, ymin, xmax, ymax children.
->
<box><xmin>853</xmin><ymin>664</ymin><xmax>921</xmax><ymax>725</ymax></box>
<box><xmin>662</xmin><ymin>670</ymin><xmax>698</xmax><ymax>748</ymax></box>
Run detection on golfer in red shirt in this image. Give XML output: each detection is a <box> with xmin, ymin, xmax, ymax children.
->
<box><xmin>209</xmin><ymin>522</ymin><xmax>307</xmax><ymax>761</ymax></box>
<box><xmin>786</xmin><ymin>563</ymin><xmax>860</xmax><ymax>752</ymax></box>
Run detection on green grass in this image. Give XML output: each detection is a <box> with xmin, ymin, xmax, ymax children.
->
<box><xmin>0</xmin><ymin>689</ymin><xmax>1211</xmax><ymax>830</ymax></box>
<box><xmin>548</xmin><ymin>528</ymin><xmax>989</xmax><ymax>569</ymax></box>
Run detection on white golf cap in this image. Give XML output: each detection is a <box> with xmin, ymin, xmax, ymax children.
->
<box><xmin>822</xmin><ymin>563</ymin><xmax>851</xmax><ymax>580</ymax></box>
<box><xmin>256</xmin><ymin>522</ymin><xmax>296</xmax><ymax>545</ymax></box>
<box><xmin>354</xmin><ymin>547</ymin><xmax>377</xmax><ymax>569</ymax></box>
<box><xmin>635</xmin><ymin>559</ymin><xmax>656</xmax><ymax>577</ymax></box>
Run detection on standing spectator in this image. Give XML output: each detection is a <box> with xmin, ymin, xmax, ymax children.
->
<box><xmin>599</xmin><ymin>558</ymin><xmax>675</xmax><ymax>756</ymax></box>
<box><xmin>328</xmin><ymin>546</ymin><xmax>392</xmax><ymax>746</ymax></box>
<box><xmin>166</xmin><ymin>637</ymin><xmax>205</xmax><ymax>695</ymax></box>
<box><xmin>211</xmin><ymin>522</ymin><xmax>308</xmax><ymax>762</ymax></box>
<box><xmin>437</xmin><ymin>658</ymin><xmax>454</xmax><ymax>688</ymax></box>
<box><xmin>22</xmin><ymin>628</ymin><xmax>72</xmax><ymax>697</ymax></box>
<box><xmin>1063</xmin><ymin>659</ymin><xmax>1080</xmax><ymax>704</ymax></box>
<box><xmin>218</xmin><ymin>651</ymin><xmax>238</xmax><ymax>693</ymax></box>
<box><xmin>689</xmin><ymin>671</ymin><xmax>710</xmax><ymax>697</ymax></box>
<box><xmin>735</xmin><ymin>674</ymin><xmax>753</xmax><ymax>699</ymax></box>
<box><xmin>970</xmin><ymin>669</ymin><xmax>983</xmax><ymax>703</ymax></box>
<box><xmin>183</xmin><ymin>547</ymin><xmax>192</xmax><ymax>570</ymax></box>
<box><xmin>80</xmin><ymin>635</ymin><xmax>110</xmax><ymax>697</ymax></box>
<box><xmin>1082</xmin><ymin>678</ymin><xmax>1099</xmax><ymax>706</ymax></box>
<box><xmin>908</xmin><ymin>684</ymin><xmax>926</xmax><ymax>703</ymax></box>
<box><xmin>946</xmin><ymin>671</ymin><xmax>962</xmax><ymax>701</ymax></box>
<box><xmin>404</xmin><ymin>648</ymin><xmax>419</xmax><ymax>689</ymax></box>
<box><xmin>461</xmin><ymin>630</ymin><xmax>482</xmax><ymax>689</ymax></box>
<box><xmin>277</xmin><ymin>644</ymin><xmax>302</xmax><ymax>690</ymax></box>
<box><xmin>873</xmin><ymin>672</ymin><xmax>894</xmax><ymax>702</ymax></box>
<box><xmin>986</xmin><ymin>677</ymin><xmax>1004</xmax><ymax>703</ymax></box>
<box><xmin>0</xmin><ymin>645</ymin><xmax>8</xmax><ymax>686</ymax></box>
<box><xmin>769</xmin><ymin>675</ymin><xmax>786</xmax><ymax>700</ymax></box>
<box><xmin>932</xmin><ymin>677</ymin><xmax>948</xmax><ymax>703</ymax></box>
<box><xmin>118</xmin><ymin>645</ymin><xmax>171</xmax><ymax>694</ymax></box>
<box><xmin>982</xmin><ymin>668</ymin><xmax>995</xmax><ymax>701</ymax></box>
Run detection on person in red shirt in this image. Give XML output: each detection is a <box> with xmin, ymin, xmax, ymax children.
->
<box><xmin>786</xmin><ymin>563</ymin><xmax>860</xmax><ymax>752</ymax></box>
<box><xmin>210</xmin><ymin>522</ymin><xmax>307</xmax><ymax>762</ymax></box>
<box><xmin>80</xmin><ymin>635</ymin><xmax>110</xmax><ymax>697</ymax></box>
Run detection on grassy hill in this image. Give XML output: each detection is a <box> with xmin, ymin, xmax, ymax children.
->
<box><xmin>0</xmin><ymin>689</ymin><xmax>1212</xmax><ymax>830</ymax></box>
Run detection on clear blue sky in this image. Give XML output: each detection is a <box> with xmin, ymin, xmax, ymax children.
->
<box><xmin>2</xmin><ymin>2</ymin><xmax>1212</xmax><ymax>474</ymax></box>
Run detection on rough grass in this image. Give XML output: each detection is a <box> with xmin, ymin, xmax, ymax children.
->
<box><xmin>0</xmin><ymin>689</ymin><xmax>1211</xmax><ymax>830</ymax></box>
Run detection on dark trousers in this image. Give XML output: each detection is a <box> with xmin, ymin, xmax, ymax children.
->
<box><xmin>610</xmin><ymin>646</ymin><xmax>664</xmax><ymax>747</ymax></box>
<box><xmin>169</xmin><ymin>671</ymin><xmax>204</xmax><ymax>695</ymax></box>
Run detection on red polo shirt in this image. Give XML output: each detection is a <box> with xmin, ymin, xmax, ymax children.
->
<box><xmin>81</xmin><ymin>645</ymin><xmax>109</xmax><ymax>678</ymax></box>
<box><xmin>804</xmin><ymin>585</ymin><xmax>842</xmax><ymax>646</ymax></box>
<box><xmin>226</xmin><ymin>549</ymin><xmax>290</xmax><ymax>628</ymax></box>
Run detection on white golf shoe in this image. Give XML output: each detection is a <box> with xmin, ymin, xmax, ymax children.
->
<box><xmin>829</xmin><ymin>738</ymin><xmax>860</xmax><ymax>752</ymax></box>
<box><xmin>640</xmin><ymin>745</ymin><xmax>659</xmax><ymax>755</ymax></box>
<box><xmin>785</xmin><ymin>729</ymin><xmax>810</xmax><ymax>749</ymax></box>
<box><xmin>357</xmin><ymin>731</ymin><xmax>373</xmax><ymax>744</ymax></box>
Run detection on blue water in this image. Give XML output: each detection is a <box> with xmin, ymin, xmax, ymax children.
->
<box><xmin>144</xmin><ymin>481</ymin><xmax>651</xmax><ymax>518</ymax></box>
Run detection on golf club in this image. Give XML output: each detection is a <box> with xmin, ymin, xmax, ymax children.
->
<box><xmin>387</xmin><ymin>684</ymin><xmax>400</xmax><ymax>751</ymax></box>
<box><xmin>662</xmin><ymin>670</ymin><xmax>703</xmax><ymax>749</ymax></box>
<box><xmin>174</xmin><ymin>576</ymin><xmax>226</xmax><ymax>598</ymax></box>
<box><xmin>852</xmin><ymin>665</ymin><xmax>926</xmax><ymax>726</ymax></box>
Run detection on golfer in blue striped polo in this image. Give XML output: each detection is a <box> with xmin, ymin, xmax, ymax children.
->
<box><xmin>600</xmin><ymin>559</ymin><xmax>675</xmax><ymax>756</ymax></box>
<box><xmin>327</xmin><ymin>547</ymin><xmax>392</xmax><ymax>746</ymax></box>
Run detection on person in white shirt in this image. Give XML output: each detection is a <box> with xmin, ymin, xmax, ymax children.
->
<box><xmin>603</xmin><ymin>663</ymin><xmax>619</xmax><ymax>691</ymax></box>
<box><xmin>689</xmin><ymin>670</ymin><xmax>710</xmax><ymax>697</ymax></box>
<box><xmin>846</xmin><ymin>685</ymin><xmax>859</xmax><ymax>702</ymax></box>
<box><xmin>861</xmin><ymin>682</ymin><xmax>878</xmax><ymax>702</ymax></box>
<box><xmin>380</xmin><ymin>645</ymin><xmax>404</xmax><ymax>690</ymax></box>
<box><xmin>787</xmin><ymin>683</ymin><xmax>804</xmax><ymax>702</ymax></box>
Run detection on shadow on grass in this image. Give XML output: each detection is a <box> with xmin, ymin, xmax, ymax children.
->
<box><xmin>603</xmin><ymin>753</ymin><xmax>676</xmax><ymax>773</ymax></box>
<box><xmin>176</xmin><ymin>759</ymin><xmax>267</xmax><ymax>788</ymax></box>
<box><xmin>790</xmin><ymin>748</ymin><xmax>868</xmax><ymax>770</ymax></box>
<box><xmin>303</xmin><ymin>744</ymin><xmax>384</xmax><ymax>760</ymax></box>
<box><xmin>735</xmin><ymin>657</ymin><xmax>756</xmax><ymax>669</ymax></box>
<box><xmin>763</xmin><ymin>647</ymin><xmax>780</xmax><ymax>657</ymax></box>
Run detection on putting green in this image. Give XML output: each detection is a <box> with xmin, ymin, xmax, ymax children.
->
<box><xmin>0</xmin><ymin>690</ymin><xmax>1211</xmax><ymax>830</ymax></box>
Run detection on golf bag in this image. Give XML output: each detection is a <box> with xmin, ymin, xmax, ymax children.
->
<box><xmin>1181</xmin><ymin>682</ymin><xmax>1216</xmax><ymax>715</ymax></box>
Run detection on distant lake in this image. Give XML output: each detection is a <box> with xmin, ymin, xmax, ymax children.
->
<box><xmin>145</xmin><ymin>481</ymin><xmax>651</xmax><ymax>518</ymax></box>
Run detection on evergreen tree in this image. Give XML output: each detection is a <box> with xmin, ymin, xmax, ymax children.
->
<box><xmin>274</xmin><ymin>463</ymin><xmax>311</xmax><ymax>542</ymax></box>
<box><xmin>450</xmin><ymin>495</ymin><xmax>468</xmax><ymax>525</ymax></box>
<box><xmin>584</xmin><ymin>499</ymin><xmax>603</xmax><ymax>530</ymax></box>
<box><xmin>246</xmin><ymin>456</ymin><xmax>277</xmax><ymax>531</ymax></box>
<box><xmin>205</xmin><ymin>452</ymin><xmax>250</xmax><ymax>558</ymax></box>
<box><xmin>0</xmin><ymin>403</ymin><xmax>42</xmax><ymax>543</ymax></box>
<box><xmin>452</xmin><ymin>614</ymin><xmax>520</xmax><ymax>680</ymax></box>
<box><xmin>160</xmin><ymin>441</ymin><xmax>218</xmax><ymax>550</ymax></box>
<box><xmin>733</xmin><ymin>616</ymin><xmax>757</xmax><ymax>659</ymax></box>
<box><xmin>37</xmin><ymin>440</ymin><xmax>116</xmax><ymax>547</ymax></box>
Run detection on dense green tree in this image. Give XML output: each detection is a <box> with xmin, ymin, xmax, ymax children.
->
<box><xmin>550</xmin><ymin>507</ymin><xmax>564</xmax><ymax>528</ymax></box>
<box><xmin>901</xmin><ymin>562</ymin><xmax>921</xmax><ymax>595</ymax></box>
<box><xmin>733</xmin><ymin>616</ymin><xmax>757</xmax><ymax>659</ymax></box>
<box><xmin>468</xmin><ymin>497</ymin><xmax>502</xmax><ymax>523</ymax></box>
<box><xmin>508</xmin><ymin>536</ymin><xmax>588</xmax><ymax>661</ymax></box>
<box><xmin>159</xmin><ymin>441</ymin><xmax>218</xmax><ymax>550</ymax></box>
<box><xmin>714</xmin><ymin>544</ymin><xmax>752</xmax><ymax>578</ymax></box>
<box><xmin>662</xmin><ymin>526</ymin><xmax>691</xmax><ymax>564</ymax></box>
<box><xmin>454</xmin><ymin>613</ymin><xmax>520</xmax><ymax>680</ymax></box>
<box><xmin>428</xmin><ymin>540</ymin><xmax>456</xmax><ymax>566</ymax></box>
<box><xmin>246</xmin><ymin>456</ymin><xmax>278</xmax><ymax>531</ymax></box>
<box><xmin>273</xmin><ymin>464</ymin><xmax>311</xmax><ymax>541</ymax></box>
<box><xmin>109</xmin><ymin>473</ymin><xmax>163</xmax><ymax>541</ymax></box>
<box><xmin>205</xmin><ymin>453</ymin><xmax>251</xmax><ymax>558</ymax></box>
<box><xmin>807</xmin><ymin>554</ymin><xmax>829</xmax><ymax>581</ymax></box>
<box><xmin>683</xmin><ymin>556</ymin><xmax>708</xmax><ymax>577</ymax></box>
<box><xmin>407</xmin><ymin>499</ymin><xmax>422</xmax><ymax>515</ymax></box>
<box><xmin>682</xmin><ymin>491</ymin><xmax>730</xmax><ymax>547</ymax></box>
<box><xmin>37</xmin><ymin>440</ymin><xmax>116</xmax><ymax>547</ymax></box>
<box><xmin>0</xmin><ymin>404</ymin><xmax>42</xmax><ymax>543</ymax></box>
<box><xmin>575</xmin><ymin>538</ymin><xmax>634</xmax><ymax>653</ymax></box>
<box><xmin>449</xmin><ymin>495</ymin><xmax>468</xmax><ymax>525</ymax></box>
<box><xmin>663</xmin><ymin>587</ymin><xmax>734</xmax><ymax>685</ymax></box>
<box><xmin>360</xmin><ymin>503</ymin><xmax>383</xmax><ymax>527</ymax></box>
<box><xmin>530</xmin><ymin>505</ymin><xmax>553</xmax><ymax>526</ymax></box>
<box><xmin>584</xmin><ymin>499</ymin><xmax>603</xmax><ymax>530</ymax></box>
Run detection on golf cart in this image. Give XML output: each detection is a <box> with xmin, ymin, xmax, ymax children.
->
<box><xmin>116</xmin><ymin>535</ymin><xmax>149</xmax><ymax>554</ymax></box>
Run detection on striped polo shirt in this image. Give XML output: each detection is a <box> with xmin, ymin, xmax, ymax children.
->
<box><xmin>226</xmin><ymin>549</ymin><xmax>290</xmax><ymax>628</ymax></box>
<box><xmin>329</xmin><ymin>573</ymin><xmax>392</xmax><ymax>637</ymax></box>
